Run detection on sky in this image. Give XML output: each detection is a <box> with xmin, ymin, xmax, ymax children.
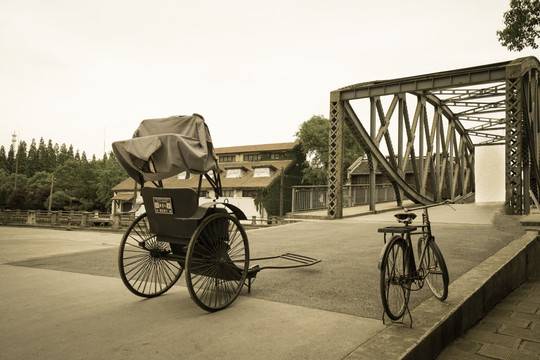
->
<box><xmin>1</xmin><ymin>0</ymin><xmax>539</xmax><ymax>158</ymax></box>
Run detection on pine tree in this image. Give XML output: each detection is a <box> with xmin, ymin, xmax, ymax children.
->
<box><xmin>37</xmin><ymin>138</ymin><xmax>47</xmax><ymax>173</ymax></box>
<box><xmin>7</xmin><ymin>145</ymin><xmax>15</xmax><ymax>173</ymax></box>
<box><xmin>46</xmin><ymin>140</ymin><xmax>56</xmax><ymax>171</ymax></box>
<box><xmin>16</xmin><ymin>140</ymin><xmax>28</xmax><ymax>177</ymax></box>
<box><xmin>57</xmin><ymin>143</ymin><xmax>69</xmax><ymax>166</ymax></box>
<box><xmin>0</xmin><ymin>146</ymin><xmax>7</xmax><ymax>172</ymax></box>
<box><xmin>27</xmin><ymin>139</ymin><xmax>39</xmax><ymax>176</ymax></box>
<box><xmin>68</xmin><ymin>145</ymin><xmax>74</xmax><ymax>159</ymax></box>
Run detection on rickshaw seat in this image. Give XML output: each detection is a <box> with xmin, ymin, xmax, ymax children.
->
<box><xmin>142</xmin><ymin>187</ymin><xmax>202</xmax><ymax>241</ymax></box>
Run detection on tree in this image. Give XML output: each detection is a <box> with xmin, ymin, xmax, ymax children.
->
<box><xmin>94</xmin><ymin>152</ymin><xmax>128</xmax><ymax>211</ymax></box>
<box><xmin>7</xmin><ymin>187</ymin><xmax>27</xmax><ymax>209</ymax></box>
<box><xmin>27</xmin><ymin>139</ymin><xmax>39</xmax><ymax>176</ymax></box>
<box><xmin>46</xmin><ymin>140</ymin><xmax>56</xmax><ymax>171</ymax></box>
<box><xmin>0</xmin><ymin>146</ymin><xmax>7</xmax><ymax>172</ymax></box>
<box><xmin>295</xmin><ymin>115</ymin><xmax>364</xmax><ymax>185</ymax></box>
<box><xmin>0</xmin><ymin>169</ymin><xmax>10</xmax><ymax>207</ymax></box>
<box><xmin>36</xmin><ymin>138</ymin><xmax>47</xmax><ymax>173</ymax></box>
<box><xmin>25</xmin><ymin>171</ymin><xmax>52</xmax><ymax>209</ymax></box>
<box><xmin>45</xmin><ymin>190</ymin><xmax>71</xmax><ymax>210</ymax></box>
<box><xmin>54</xmin><ymin>159</ymin><xmax>80</xmax><ymax>194</ymax></box>
<box><xmin>497</xmin><ymin>0</ymin><xmax>540</xmax><ymax>51</ymax></box>
<box><xmin>0</xmin><ymin>137</ymin><xmax>127</xmax><ymax>211</ymax></box>
<box><xmin>57</xmin><ymin>143</ymin><xmax>69</xmax><ymax>165</ymax></box>
<box><xmin>7</xmin><ymin>144</ymin><xmax>15</xmax><ymax>173</ymax></box>
<box><xmin>6</xmin><ymin>173</ymin><xmax>29</xmax><ymax>209</ymax></box>
<box><xmin>16</xmin><ymin>140</ymin><xmax>28</xmax><ymax>177</ymax></box>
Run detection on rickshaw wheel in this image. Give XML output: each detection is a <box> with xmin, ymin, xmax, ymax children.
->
<box><xmin>185</xmin><ymin>212</ymin><xmax>249</xmax><ymax>312</ymax></box>
<box><xmin>118</xmin><ymin>213</ymin><xmax>183</xmax><ymax>298</ymax></box>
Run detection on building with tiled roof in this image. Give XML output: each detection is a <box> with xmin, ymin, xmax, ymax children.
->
<box><xmin>347</xmin><ymin>155</ymin><xmax>448</xmax><ymax>201</ymax></box>
<box><xmin>111</xmin><ymin>142</ymin><xmax>303</xmax><ymax>219</ymax></box>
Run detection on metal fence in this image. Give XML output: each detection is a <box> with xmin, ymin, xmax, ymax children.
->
<box><xmin>291</xmin><ymin>184</ymin><xmax>397</xmax><ymax>212</ymax></box>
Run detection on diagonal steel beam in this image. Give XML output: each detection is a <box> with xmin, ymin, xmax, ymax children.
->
<box><xmin>343</xmin><ymin>101</ymin><xmax>435</xmax><ymax>204</ymax></box>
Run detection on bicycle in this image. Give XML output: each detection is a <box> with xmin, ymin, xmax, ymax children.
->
<box><xmin>378</xmin><ymin>200</ymin><xmax>452</xmax><ymax>325</ymax></box>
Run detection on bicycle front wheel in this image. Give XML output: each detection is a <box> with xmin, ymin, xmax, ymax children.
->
<box><xmin>421</xmin><ymin>237</ymin><xmax>449</xmax><ymax>301</ymax></box>
<box><xmin>380</xmin><ymin>236</ymin><xmax>410</xmax><ymax>320</ymax></box>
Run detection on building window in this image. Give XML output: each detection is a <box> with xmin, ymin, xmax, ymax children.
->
<box><xmin>222</xmin><ymin>190</ymin><xmax>235</xmax><ymax>197</ymax></box>
<box><xmin>199</xmin><ymin>190</ymin><xmax>209</xmax><ymax>197</ymax></box>
<box><xmin>225</xmin><ymin>166</ymin><xmax>248</xmax><ymax>178</ymax></box>
<box><xmin>243</xmin><ymin>153</ymin><xmax>261</xmax><ymax>162</ymax></box>
<box><xmin>226</xmin><ymin>168</ymin><xmax>243</xmax><ymax>178</ymax></box>
<box><xmin>242</xmin><ymin>190</ymin><xmax>260</xmax><ymax>197</ymax></box>
<box><xmin>253</xmin><ymin>167</ymin><xmax>271</xmax><ymax>178</ymax></box>
<box><xmin>270</xmin><ymin>152</ymin><xmax>286</xmax><ymax>160</ymax></box>
<box><xmin>253</xmin><ymin>165</ymin><xmax>277</xmax><ymax>178</ymax></box>
<box><xmin>219</xmin><ymin>155</ymin><xmax>235</xmax><ymax>162</ymax></box>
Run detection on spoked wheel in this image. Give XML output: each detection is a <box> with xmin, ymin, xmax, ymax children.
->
<box><xmin>380</xmin><ymin>236</ymin><xmax>411</xmax><ymax>320</ymax></box>
<box><xmin>119</xmin><ymin>213</ymin><xmax>183</xmax><ymax>297</ymax></box>
<box><xmin>419</xmin><ymin>236</ymin><xmax>449</xmax><ymax>301</ymax></box>
<box><xmin>185</xmin><ymin>213</ymin><xmax>249</xmax><ymax>312</ymax></box>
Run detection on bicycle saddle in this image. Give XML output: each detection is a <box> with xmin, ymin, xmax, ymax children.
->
<box><xmin>394</xmin><ymin>213</ymin><xmax>417</xmax><ymax>224</ymax></box>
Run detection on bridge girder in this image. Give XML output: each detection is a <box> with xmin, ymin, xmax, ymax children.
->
<box><xmin>328</xmin><ymin>57</ymin><xmax>540</xmax><ymax>218</ymax></box>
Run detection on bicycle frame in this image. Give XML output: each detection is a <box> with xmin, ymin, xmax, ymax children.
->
<box><xmin>379</xmin><ymin>200</ymin><xmax>452</xmax><ymax>324</ymax></box>
<box><xmin>402</xmin><ymin>200</ymin><xmax>453</xmax><ymax>287</ymax></box>
<box><xmin>401</xmin><ymin>219</ymin><xmax>430</xmax><ymax>288</ymax></box>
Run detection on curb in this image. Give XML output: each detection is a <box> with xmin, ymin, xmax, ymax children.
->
<box><xmin>344</xmin><ymin>230</ymin><xmax>540</xmax><ymax>360</ymax></box>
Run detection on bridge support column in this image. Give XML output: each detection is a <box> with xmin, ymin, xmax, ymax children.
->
<box><xmin>328</xmin><ymin>92</ymin><xmax>343</xmax><ymax>219</ymax></box>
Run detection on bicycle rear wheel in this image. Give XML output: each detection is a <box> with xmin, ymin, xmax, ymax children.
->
<box><xmin>420</xmin><ymin>237</ymin><xmax>449</xmax><ymax>301</ymax></box>
<box><xmin>380</xmin><ymin>236</ymin><xmax>411</xmax><ymax>320</ymax></box>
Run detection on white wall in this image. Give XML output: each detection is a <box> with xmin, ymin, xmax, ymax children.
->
<box><xmin>201</xmin><ymin>196</ymin><xmax>266</xmax><ymax>219</ymax></box>
<box><xmin>474</xmin><ymin>145</ymin><xmax>505</xmax><ymax>203</ymax></box>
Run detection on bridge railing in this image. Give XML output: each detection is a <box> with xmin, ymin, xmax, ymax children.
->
<box><xmin>0</xmin><ymin>209</ymin><xmax>136</xmax><ymax>230</ymax></box>
<box><xmin>0</xmin><ymin>209</ymin><xmax>292</xmax><ymax>230</ymax></box>
<box><xmin>291</xmin><ymin>184</ymin><xmax>397</xmax><ymax>212</ymax></box>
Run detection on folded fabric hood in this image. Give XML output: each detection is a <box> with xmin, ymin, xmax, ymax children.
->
<box><xmin>112</xmin><ymin>114</ymin><xmax>219</xmax><ymax>184</ymax></box>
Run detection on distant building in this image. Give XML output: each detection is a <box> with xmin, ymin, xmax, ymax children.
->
<box><xmin>347</xmin><ymin>155</ymin><xmax>452</xmax><ymax>202</ymax></box>
<box><xmin>111</xmin><ymin>142</ymin><xmax>303</xmax><ymax>218</ymax></box>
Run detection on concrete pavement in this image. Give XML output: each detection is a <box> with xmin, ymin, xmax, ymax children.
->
<box><xmin>1</xmin><ymin>202</ymin><xmax>538</xmax><ymax>359</ymax></box>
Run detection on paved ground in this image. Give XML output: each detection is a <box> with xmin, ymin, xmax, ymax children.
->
<box><xmin>0</xmin><ymin>202</ymin><xmax>537</xmax><ymax>359</ymax></box>
<box><xmin>437</xmin><ymin>280</ymin><xmax>540</xmax><ymax>360</ymax></box>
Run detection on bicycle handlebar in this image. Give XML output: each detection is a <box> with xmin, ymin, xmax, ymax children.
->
<box><xmin>404</xmin><ymin>199</ymin><xmax>456</xmax><ymax>212</ymax></box>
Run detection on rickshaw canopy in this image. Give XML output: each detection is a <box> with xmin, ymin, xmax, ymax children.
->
<box><xmin>112</xmin><ymin>114</ymin><xmax>219</xmax><ymax>184</ymax></box>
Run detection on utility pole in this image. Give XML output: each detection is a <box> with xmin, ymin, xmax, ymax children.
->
<box><xmin>11</xmin><ymin>132</ymin><xmax>18</xmax><ymax>190</ymax></box>
<box><xmin>48</xmin><ymin>173</ymin><xmax>54</xmax><ymax>211</ymax></box>
<box><xmin>279</xmin><ymin>167</ymin><xmax>284</xmax><ymax>217</ymax></box>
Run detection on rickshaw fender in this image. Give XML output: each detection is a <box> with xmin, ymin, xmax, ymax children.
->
<box><xmin>221</xmin><ymin>203</ymin><xmax>247</xmax><ymax>220</ymax></box>
<box><xmin>377</xmin><ymin>235</ymin><xmax>402</xmax><ymax>270</ymax></box>
<box><xmin>197</xmin><ymin>201</ymin><xmax>247</xmax><ymax>221</ymax></box>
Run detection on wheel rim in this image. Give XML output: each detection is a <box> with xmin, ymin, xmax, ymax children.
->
<box><xmin>423</xmin><ymin>241</ymin><xmax>448</xmax><ymax>300</ymax></box>
<box><xmin>186</xmin><ymin>213</ymin><xmax>249</xmax><ymax>312</ymax></box>
<box><xmin>119</xmin><ymin>213</ymin><xmax>183</xmax><ymax>297</ymax></box>
<box><xmin>381</xmin><ymin>239</ymin><xmax>409</xmax><ymax>320</ymax></box>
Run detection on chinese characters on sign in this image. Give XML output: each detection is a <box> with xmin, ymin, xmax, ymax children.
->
<box><xmin>153</xmin><ymin>197</ymin><xmax>173</xmax><ymax>214</ymax></box>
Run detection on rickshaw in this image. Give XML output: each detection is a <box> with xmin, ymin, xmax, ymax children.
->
<box><xmin>112</xmin><ymin>114</ymin><xmax>320</xmax><ymax>312</ymax></box>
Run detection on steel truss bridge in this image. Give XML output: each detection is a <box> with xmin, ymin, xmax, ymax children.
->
<box><xmin>327</xmin><ymin>56</ymin><xmax>540</xmax><ymax>218</ymax></box>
